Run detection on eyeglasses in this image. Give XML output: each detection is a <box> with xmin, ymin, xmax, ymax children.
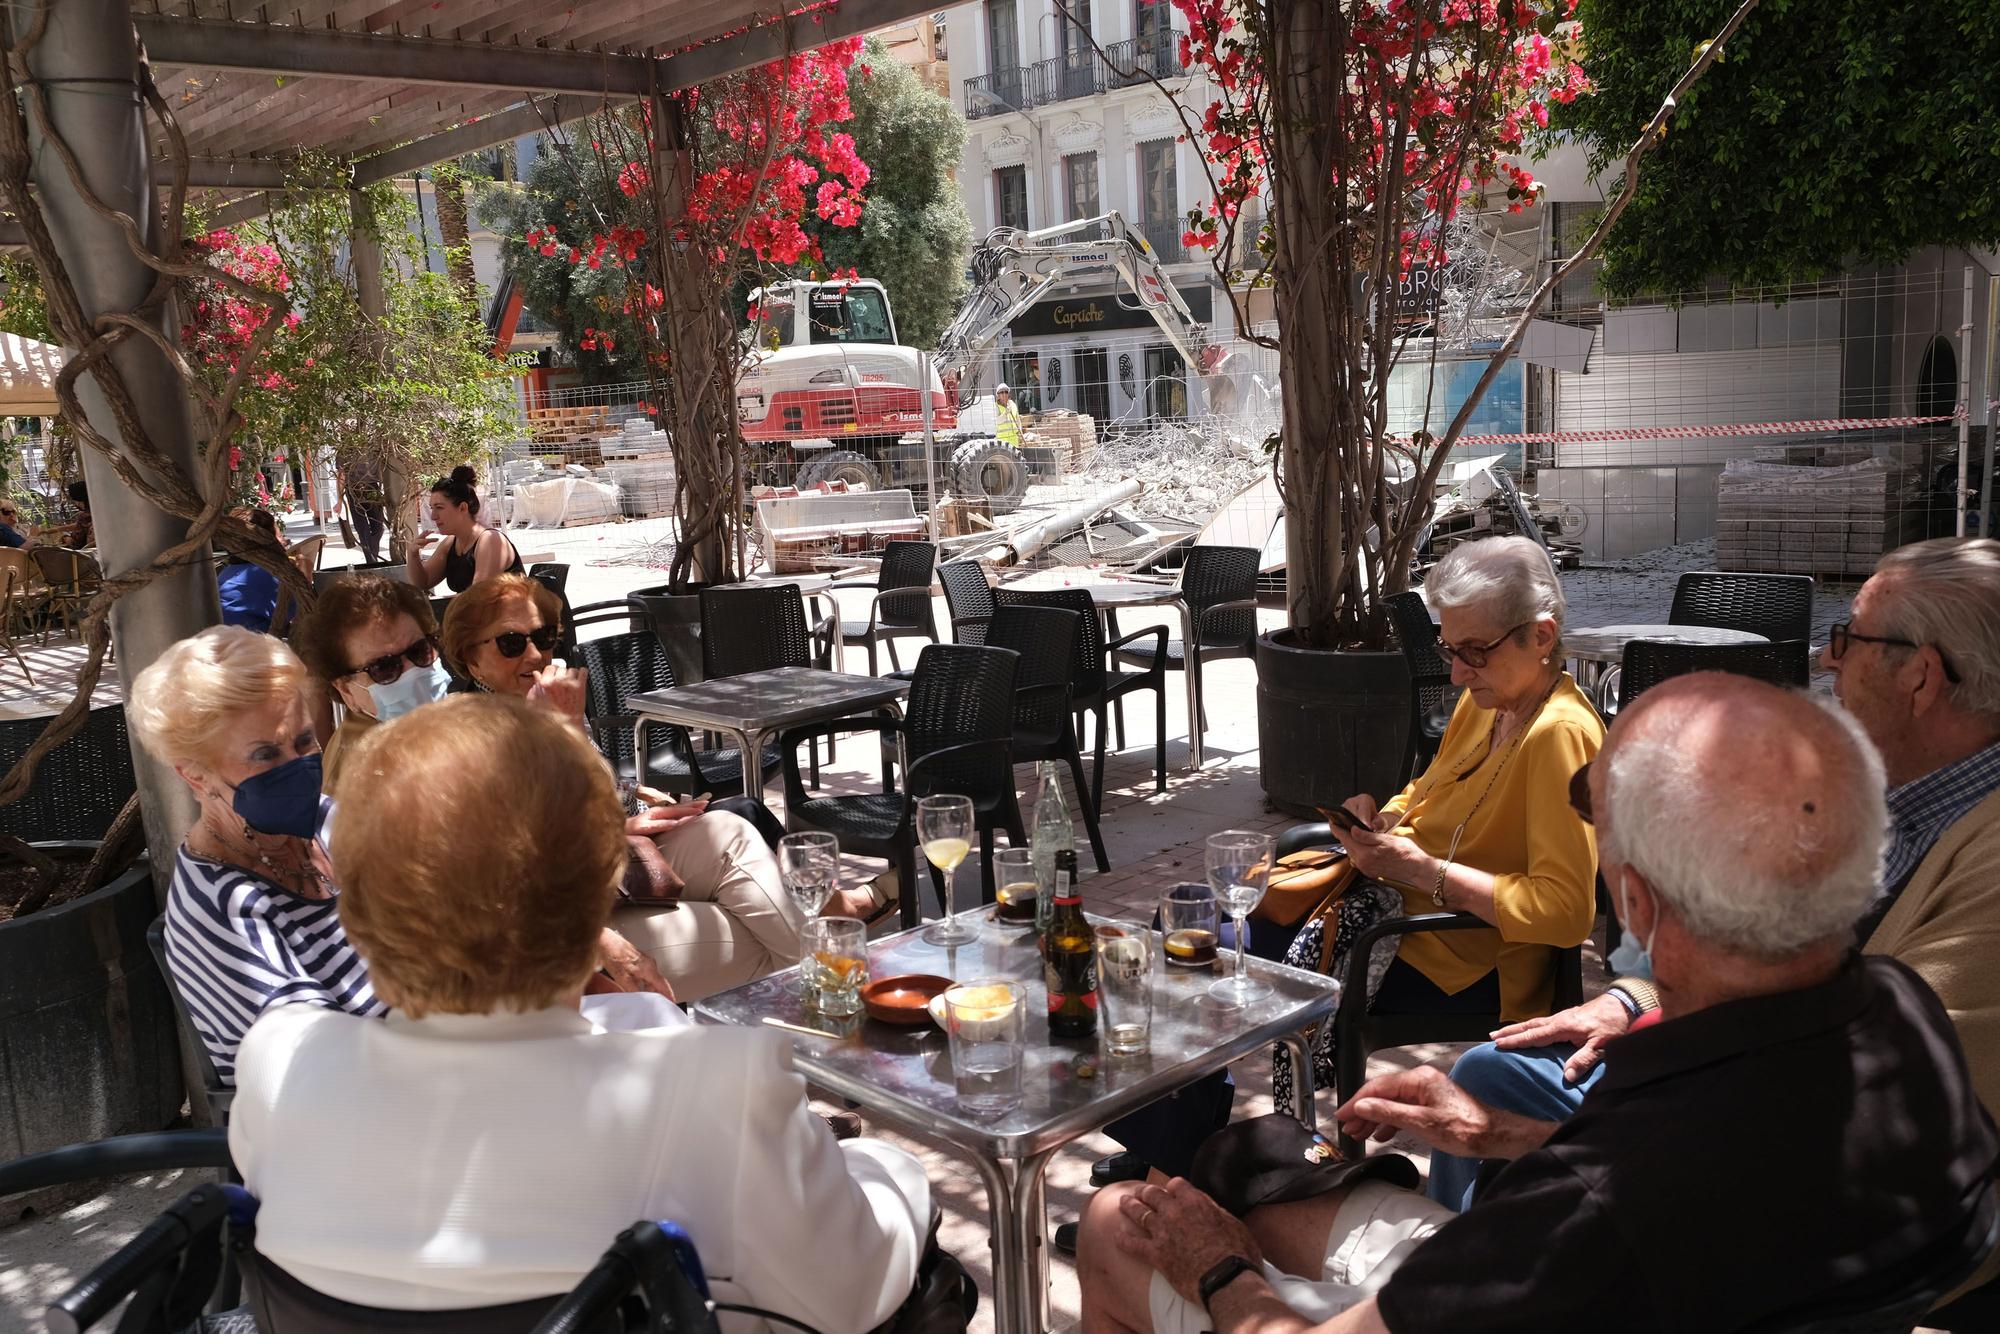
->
<box><xmin>1826</xmin><ymin>621</ymin><xmax>1961</xmax><ymax>684</ymax></box>
<box><xmin>1435</xmin><ymin>621</ymin><xmax>1533</xmax><ymax>669</ymax></box>
<box><xmin>482</xmin><ymin>625</ymin><xmax>559</xmax><ymax>659</ymax></box>
<box><xmin>346</xmin><ymin>636</ymin><xmax>439</xmax><ymax>686</ymax></box>
<box><xmin>1568</xmin><ymin>761</ymin><xmax>1594</xmax><ymax>826</ymax></box>
<box><xmin>0</xmin><ymin>508</ymin><xmax>17</xmax><ymax>519</ymax></box>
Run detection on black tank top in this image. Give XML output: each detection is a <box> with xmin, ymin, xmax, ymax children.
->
<box><xmin>442</xmin><ymin>529</ymin><xmax>524</xmax><ymax>592</ymax></box>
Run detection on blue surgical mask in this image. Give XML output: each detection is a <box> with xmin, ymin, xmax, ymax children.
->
<box><xmin>1606</xmin><ymin>872</ymin><xmax>1657</xmax><ymax>981</ymax></box>
<box><xmin>231</xmin><ymin>754</ymin><xmax>324</xmax><ymax>839</ymax></box>
<box><xmin>367</xmin><ymin>658</ymin><xmax>452</xmax><ymax>721</ymax></box>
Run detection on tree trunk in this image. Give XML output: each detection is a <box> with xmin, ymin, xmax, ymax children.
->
<box><xmin>431</xmin><ymin>172</ymin><xmax>480</xmax><ymax>316</ymax></box>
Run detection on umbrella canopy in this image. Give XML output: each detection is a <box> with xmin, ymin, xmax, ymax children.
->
<box><xmin>0</xmin><ymin>333</ymin><xmax>64</xmax><ymax>417</ymax></box>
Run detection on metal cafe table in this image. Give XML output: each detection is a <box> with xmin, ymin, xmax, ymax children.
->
<box><xmin>1563</xmin><ymin>622</ymin><xmax>1769</xmax><ymax>711</ymax></box>
<box><xmin>625</xmin><ymin>665</ymin><xmax>908</xmax><ymax>805</ymax></box>
<box><xmin>692</xmin><ymin>910</ymin><xmax>1341</xmax><ymax>1334</ymax></box>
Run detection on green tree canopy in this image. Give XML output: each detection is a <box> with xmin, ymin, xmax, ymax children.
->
<box><xmin>806</xmin><ymin>38</ymin><xmax>971</xmax><ymax>348</ymax></box>
<box><xmin>1559</xmin><ymin>0</ymin><xmax>2000</xmax><ymax>297</ymax></box>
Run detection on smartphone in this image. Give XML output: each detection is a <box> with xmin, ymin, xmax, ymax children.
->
<box><xmin>1319</xmin><ymin>805</ymin><xmax>1369</xmax><ymax>834</ymax></box>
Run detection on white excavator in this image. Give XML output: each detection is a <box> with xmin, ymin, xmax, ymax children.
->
<box><xmin>736</xmin><ymin>210</ymin><xmax>1257</xmax><ymax>512</ymax></box>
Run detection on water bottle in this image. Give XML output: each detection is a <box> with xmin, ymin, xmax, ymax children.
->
<box><xmin>1031</xmin><ymin>760</ymin><xmax>1074</xmax><ymax>935</ymax></box>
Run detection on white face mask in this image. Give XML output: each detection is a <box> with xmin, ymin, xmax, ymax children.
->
<box><xmin>366</xmin><ymin>658</ymin><xmax>452</xmax><ymax>721</ymax></box>
<box><xmin>1606</xmin><ymin>870</ymin><xmax>1658</xmax><ymax>981</ymax></box>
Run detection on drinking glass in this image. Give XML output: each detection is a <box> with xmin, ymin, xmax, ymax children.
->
<box><xmin>1161</xmin><ymin>882</ymin><xmax>1222</xmax><ymax>969</ymax></box>
<box><xmin>918</xmin><ymin>794</ymin><xmax>976</xmax><ymax>946</ymax></box>
<box><xmin>1207</xmin><ymin>830</ymin><xmax>1275</xmax><ymax>1005</ymax></box>
<box><xmin>993</xmin><ymin>847</ymin><xmax>1039</xmax><ymax>927</ymax></box>
<box><xmin>802</xmin><ymin>917</ymin><xmax>868</xmax><ymax>1017</ymax></box>
<box><xmin>944</xmin><ymin>979</ymin><xmax>1024</xmax><ymax>1116</ymax></box>
<box><xmin>1094</xmin><ymin>924</ymin><xmax>1155</xmax><ymax>1056</ymax></box>
<box><xmin>778</xmin><ymin>831</ymin><xmax>840</xmax><ymax>916</ymax></box>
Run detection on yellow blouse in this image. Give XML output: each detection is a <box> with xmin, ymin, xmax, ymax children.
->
<box><xmin>1379</xmin><ymin>674</ymin><xmax>1604</xmax><ymax>1021</ymax></box>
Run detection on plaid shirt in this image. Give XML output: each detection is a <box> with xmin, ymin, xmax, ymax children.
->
<box><xmin>1881</xmin><ymin>740</ymin><xmax>2000</xmax><ymax>893</ymax></box>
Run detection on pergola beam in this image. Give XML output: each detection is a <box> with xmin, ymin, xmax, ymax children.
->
<box><xmin>659</xmin><ymin>0</ymin><xmax>943</xmax><ymax>88</ymax></box>
<box><xmin>135</xmin><ymin>14</ymin><xmax>662</xmax><ymax>96</ymax></box>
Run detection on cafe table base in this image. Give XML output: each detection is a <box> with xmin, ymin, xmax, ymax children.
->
<box><xmin>692</xmin><ymin>910</ymin><xmax>1335</xmax><ymax>1334</ymax></box>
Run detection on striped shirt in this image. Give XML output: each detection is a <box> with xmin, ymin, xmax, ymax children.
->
<box><xmin>163</xmin><ymin>800</ymin><xmax>384</xmax><ymax>1085</ymax></box>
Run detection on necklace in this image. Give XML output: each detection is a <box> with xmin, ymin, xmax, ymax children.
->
<box><xmin>190</xmin><ymin>807</ymin><xmax>331</xmax><ymax>900</ymax></box>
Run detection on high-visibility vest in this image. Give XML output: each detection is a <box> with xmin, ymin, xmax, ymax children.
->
<box><xmin>994</xmin><ymin>399</ymin><xmax>1023</xmax><ymax>446</ymax></box>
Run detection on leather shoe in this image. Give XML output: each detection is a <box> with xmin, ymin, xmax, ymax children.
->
<box><xmin>1054</xmin><ymin>1221</ymin><xmax>1079</xmax><ymax>1256</ymax></box>
<box><xmin>1090</xmin><ymin>1151</ymin><xmax>1150</xmax><ymax>1188</ymax></box>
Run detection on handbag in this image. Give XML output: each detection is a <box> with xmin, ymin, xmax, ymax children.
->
<box><xmin>1254</xmin><ymin>848</ymin><xmax>1360</xmax><ymax>928</ymax></box>
<box><xmin>619</xmin><ymin>835</ymin><xmax>684</xmax><ymax>908</ymax></box>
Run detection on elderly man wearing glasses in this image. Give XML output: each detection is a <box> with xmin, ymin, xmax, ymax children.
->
<box><xmin>1422</xmin><ymin>539</ymin><xmax>2000</xmax><ymax>1290</ymax></box>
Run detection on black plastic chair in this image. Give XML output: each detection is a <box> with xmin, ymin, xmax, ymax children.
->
<box><xmin>996</xmin><ymin>586</ymin><xmax>1168</xmax><ymax>810</ymax></box>
<box><xmin>780</xmin><ymin>644</ymin><xmax>1024</xmax><ymax>930</ymax></box>
<box><xmin>1386</xmin><ymin>590</ymin><xmax>1459</xmax><ymax>784</ymax></box>
<box><xmin>984</xmin><ymin>604</ymin><xmax>1109</xmax><ymax>874</ymax></box>
<box><xmin>831</xmin><ymin>540</ymin><xmax>938</xmax><ymax>675</ymax></box>
<box><xmin>1669</xmin><ymin>570</ymin><xmax>1815</xmax><ymax>643</ymax></box>
<box><xmin>1756</xmin><ymin>1187</ymin><xmax>2000</xmax><ymax>1334</ymax></box>
<box><xmin>573</xmin><ymin>630</ymin><xmax>777</xmax><ymax>799</ymax></box>
<box><xmin>529</xmin><ymin>564</ymin><xmax>578</xmax><ymax>657</ymax></box>
<box><xmin>1274</xmin><ymin>823</ymin><xmax>1585</xmax><ymax>1158</ymax></box>
<box><xmin>0</xmin><ymin>703</ymin><xmax>134</xmax><ymax>841</ymax></box>
<box><xmin>1616</xmin><ymin>638</ymin><xmax>1813</xmax><ymax>712</ymax></box>
<box><xmin>700</xmin><ymin>584</ymin><xmax>841</xmax><ymax>782</ymax></box>
<box><xmin>937</xmin><ymin>560</ymin><xmax>996</xmax><ymax>647</ymax></box>
<box><xmin>1114</xmin><ymin>545</ymin><xmax>1259</xmax><ymax>759</ymax></box>
<box><xmin>146</xmin><ymin>918</ymin><xmax>232</xmax><ymax>1126</ymax></box>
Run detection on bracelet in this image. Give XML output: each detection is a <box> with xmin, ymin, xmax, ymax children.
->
<box><xmin>1606</xmin><ymin>986</ymin><xmax>1642</xmax><ymax>1020</ymax></box>
<box><xmin>1430</xmin><ymin>857</ymin><xmax>1451</xmax><ymax>909</ymax></box>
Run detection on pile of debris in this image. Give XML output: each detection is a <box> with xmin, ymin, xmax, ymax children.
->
<box><xmin>1021</xmin><ymin>410</ymin><xmax>1101</xmax><ymax>472</ymax></box>
<box><xmin>1068</xmin><ymin>419</ymin><xmax>1270</xmax><ymax>525</ymax></box>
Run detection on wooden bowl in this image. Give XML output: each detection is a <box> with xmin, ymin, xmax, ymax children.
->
<box><xmin>862</xmin><ymin>974</ymin><xmax>955</xmax><ymax>1026</ymax></box>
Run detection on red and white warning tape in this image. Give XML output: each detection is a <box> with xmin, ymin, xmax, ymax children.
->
<box><xmin>1435</xmin><ymin>413</ymin><xmax>1958</xmax><ymax>448</ymax></box>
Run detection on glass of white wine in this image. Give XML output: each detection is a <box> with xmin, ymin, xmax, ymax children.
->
<box><xmin>778</xmin><ymin>831</ymin><xmax>840</xmax><ymax>916</ymax></box>
<box><xmin>917</xmin><ymin>794</ymin><xmax>976</xmax><ymax>946</ymax></box>
<box><xmin>1207</xmin><ymin>830</ymin><xmax>1275</xmax><ymax>1006</ymax></box>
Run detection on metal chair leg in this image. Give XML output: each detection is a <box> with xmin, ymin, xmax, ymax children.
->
<box><xmin>1153</xmin><ymin>682</ymin><xmax>1167</xmax><ymax>792</ymax></box>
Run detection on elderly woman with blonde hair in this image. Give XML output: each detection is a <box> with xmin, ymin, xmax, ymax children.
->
<box><xmin>229</xmin><ymin>695</ymin><xmax>934</xmax><ymax>1330</ymax></box>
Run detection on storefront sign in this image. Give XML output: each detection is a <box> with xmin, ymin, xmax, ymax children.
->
<box><xmin>1010</xmin><ymin>284</ymin><xmax>1215</xmax><ymax>338</ymax></box>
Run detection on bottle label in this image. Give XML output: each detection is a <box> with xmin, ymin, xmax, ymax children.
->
<box><xmin>1053</xmin><ymin>894</ymin><xmax>1083</xmax><ymax>907</ymax></box>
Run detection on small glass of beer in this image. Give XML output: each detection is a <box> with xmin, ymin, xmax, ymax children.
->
<box><xmin>1161</xmin><ymin>882</ymin><xmax>1221</xmax><ymax>968</ymax></box>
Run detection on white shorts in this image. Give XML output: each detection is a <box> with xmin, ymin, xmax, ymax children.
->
<box><xmin>1147</xmin><ymin>1180</ymin><xmax>1453</xmax><ymax>1334</ymax></box>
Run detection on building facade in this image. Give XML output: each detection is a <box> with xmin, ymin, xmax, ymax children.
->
<box><xmin>943</xmin><ymin>0</ymin><xmax>1228</xmax><ymax>427</ymax></box>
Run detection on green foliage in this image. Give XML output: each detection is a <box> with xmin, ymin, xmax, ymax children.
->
<box><xmin>0</xmin><ymin>254</ymin><xmax>53</xmax><ymax>344</ymax></box>
<box><xmin>1559</xmin><ymin>0</ymin><xmax>2000</xmax><ymax>296</ymax></box>
<box><xmin>806</xmin><ymin>39</ymin><xmax>972</xmax><ymax>348</ymax></box>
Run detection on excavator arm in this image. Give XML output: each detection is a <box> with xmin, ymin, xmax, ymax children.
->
<box><xmin>935</xmin><ymin>211</ymin><xmax>1222</xmax><ymax>399</ymax></box>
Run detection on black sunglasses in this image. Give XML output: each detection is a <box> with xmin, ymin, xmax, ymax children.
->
<box><xmin>1568</xmin><ymin>761</ymin><xmax>1594</xmax><ymax>825</ymax></box>
<box><xmin>347</xmin><ymin>636</ymin><xmax>439</xmax><ymax>686</ymax></box>
<box><xmin>1827</xmin><ymin>621</ymin><xmax>1961</xmax><ymax>684</ymax></box>
<box><xmin>1436</xmin><ymin>620</ymin><xmax>1533</xmax><ymax>670</ymax></box>
<box><xmin>483</xmin><ymin>625</ymin><xmax>559</xmax><ymax>659</ymax></box>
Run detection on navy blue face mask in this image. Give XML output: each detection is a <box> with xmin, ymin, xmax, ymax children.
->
<box><xmin>230</xmin><ymin>753</ymin><xmax>324</xmax><ymax>839</ymax></box>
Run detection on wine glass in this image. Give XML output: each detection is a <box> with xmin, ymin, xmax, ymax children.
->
<box><xmin>917</xmin><ymin>794</ymin><xmax>976</xmax><ymax>946</ymax></box>
<box><xmin>1207</xmin><ymin>830</ymin><xmax>1275</xmax><ymax>1005</ymax></box>
<box><xmin>778</xmin><ymin>831</ymin><xmax>839</xmax><ymax>916</ymax></box>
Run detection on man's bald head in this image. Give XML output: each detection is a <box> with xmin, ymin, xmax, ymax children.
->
<box><xmin>1597</xmin><ymin>674</ymin><xmax>1886</xmax><ymax>958</ymax></box>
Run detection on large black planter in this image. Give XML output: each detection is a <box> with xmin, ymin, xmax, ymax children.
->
<box><xmin>627</xmin><ymin>583</ymin><xmax>709</xmax><ymax>687</ymax></box>
<box><xmin>0</xmin><ymin>844</ymin><xmax>180</xmax><ymax>1163</ymax></box>
<box><xmin>1256</xmin><ymin>630</ymin><xmax>1412</xmax><ymax>818</ymax></box>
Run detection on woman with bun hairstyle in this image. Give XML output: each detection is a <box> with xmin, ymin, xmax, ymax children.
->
<box><xmin>406</xmin><ymin>464</ymin><xmax>524</xmax><ymax>593</ymax></box>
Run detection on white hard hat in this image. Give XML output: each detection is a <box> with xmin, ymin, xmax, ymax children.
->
<box><xmin>995</xmin><ymin>382</ymin><xmax>1010</xmax><ymax>395</ymax></box>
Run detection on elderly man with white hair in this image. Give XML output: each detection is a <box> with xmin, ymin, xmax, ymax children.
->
<box><xmin>1077</xmin><ymin>673</ymin><xmax>2000</xmax><ymax>1334</ymax></box>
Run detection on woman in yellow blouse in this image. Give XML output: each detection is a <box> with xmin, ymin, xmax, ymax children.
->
<box><xmin>1337</xmin><ymin>535</ymin><xmax>1603</xmax><ymax>1022</ymax></box>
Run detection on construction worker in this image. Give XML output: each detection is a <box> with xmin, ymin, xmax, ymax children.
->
<box><xmin>993</xmin><ymin>382</ymin><xmax>1024</xmax><ymax>448</ymax></box>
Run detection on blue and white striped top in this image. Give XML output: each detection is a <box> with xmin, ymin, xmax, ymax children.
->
<box><xmin>163</xmin><ymin>801</ymin><xmax>385</xmax><ymax>1086</ymax></box>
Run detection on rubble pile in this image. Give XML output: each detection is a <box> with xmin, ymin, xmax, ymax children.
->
<box><xmin>1069</xmin><ymin>420</ymin><xmax>1269</xmax><ymax>524</ymax></box>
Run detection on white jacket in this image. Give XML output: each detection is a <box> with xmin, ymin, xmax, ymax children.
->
<box><xmin>230</xmin><ymin>1004</ymin><xmax>931</xmax><ymax>1333</ymax></box>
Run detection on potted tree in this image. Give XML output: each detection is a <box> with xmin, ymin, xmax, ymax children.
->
<box><xmin>1128</xmin><ymin>0</ymin><xmax>1755</xmax><ymax>812</ymax></box>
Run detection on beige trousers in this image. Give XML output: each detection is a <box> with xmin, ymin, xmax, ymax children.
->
<box><xmin>610</xmin><ymin>812</ymin><xmax>805</xmax><ymax>1002</ymax></box>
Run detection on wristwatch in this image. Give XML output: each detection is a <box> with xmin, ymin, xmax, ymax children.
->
<box><xmin>1198</xmin><ymin>1255</ymin><xmax>1259</xmax><ymax>1312</ymax></box>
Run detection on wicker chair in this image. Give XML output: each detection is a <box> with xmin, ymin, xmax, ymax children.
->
<box><xmin>699</xmin><ymin>583</ymin><xmax>841</xmax><ymax>782</ymax></box>
<box><xmin>0</xmin><ymin>562</ymin><xmax>32</xmax><ymax>685</ymax></box>
<box><xmin>573</xmin><ymin>629</ymin><xmax>776</xmax><ymax>799</ymax></box>
<box><xmin>1668</xmin><ymin>570</ymin><xmax>1814</xmax><ymax>643</ymax></box>
<box><xmin>831</xmin><ymin>539</ymin><xmax>938</xmax><ymax>675</ymax></box>
<box><xmin>995</xmin><ymin>586</ymin><xmax>1168</xmax><ymax>811</ymax></box>
<box><xmin>938</xmin><ymin>559</ymin><xmax>996</xmax><ymax>646</ymax></box>
<box><xmin>31</xmin><ymin>545</ymin><xmax>101</xmax><ymax>642</ymax></box>
<box><xmin>1616</xmin><ymin>638</ymin><xmax>1812</xmax><ymax>712</ymax></box>
<box><xmin>0</xmin><ymin>703</ymin><xmax>135</xmax><ymax>841</ymax></box>
<box><xmin>780</xmin><ymin>643</ymin><xmax>1023</xmax><ymax>930</ymax></box>
<box><xmin>1386</xmin><ymin>590</ymin><xmax>1459</xmax><ymax>783</ymax></box>
<box><xmin>984</xmin><ymin>603</ymin><xmax>1108</xmax><ymax>872</ymax></box>
<box><xmin>1114</xmin><ymin>545</ymin><xmax>1259</xmax><ymax>759</ymax></box>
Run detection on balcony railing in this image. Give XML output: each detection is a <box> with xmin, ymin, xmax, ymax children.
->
<box><xmin>964</xmin><ymin>31</ymin><xmax>1184</xmax><ymax>118</ymax></box>
<box><xmin>1139</xmin><ymin>217</ymin><xmax>1186</xmax><ymax>263</ymax></box>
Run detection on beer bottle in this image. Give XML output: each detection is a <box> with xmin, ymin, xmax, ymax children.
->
<box><xmin>1044</xmin><ymin>850</ymin><xmax>1097</xmax><ymax>1038</ymax></box>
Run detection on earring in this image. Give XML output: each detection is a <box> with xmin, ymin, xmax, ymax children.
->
<box><xmin>1540</xmin><ymin>656</ymin><xmax>1550</xmax><ymax>665</ymax></box>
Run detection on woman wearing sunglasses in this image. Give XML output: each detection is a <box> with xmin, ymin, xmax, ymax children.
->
<box><xmin>439</xmin><ymin>574</ymin><xmax>588</xmax><ymax>726</ymax></box>
<box><xmin>290</xmin><ymin>575</ymin><xmax>450</xmax><ymax>796</ymax></box>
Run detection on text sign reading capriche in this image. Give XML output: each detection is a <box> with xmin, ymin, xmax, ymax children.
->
<box><xmin>1009</xmin><ymin>284</ymin><xmax>1215</xmax><ymax>338</ymax></box>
